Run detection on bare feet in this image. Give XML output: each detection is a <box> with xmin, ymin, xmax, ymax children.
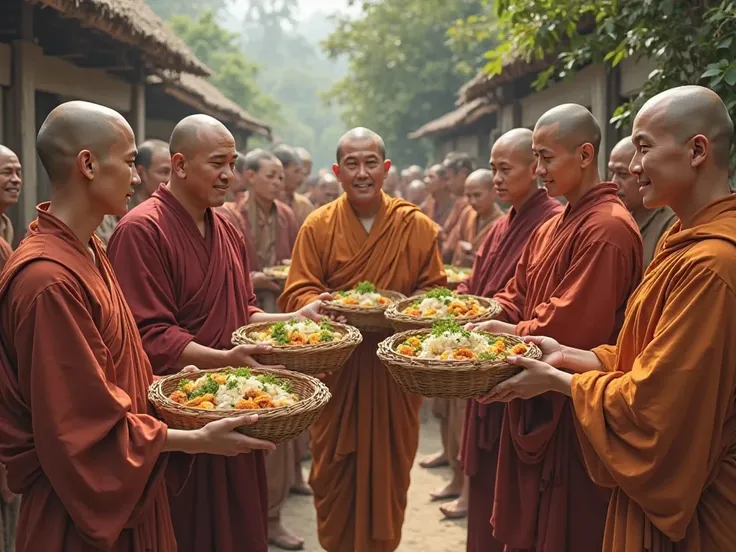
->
<box><xmin>268</xmin><ymin>520</ymin><xmax>304</xmax><ymax>551</ymax></box>
<box><xmin>419</xmin><ymin>450</ymin><xmax>449</xmax><ymax>469</ymax></box>
<box><xmin>290</xmin><ymin>464</ymin><xmax>313</xmax><ymax>496</ymax></box>
<box><xmin>439</xmin><ymin>495</ymin><xmax>468</xmax><ymax>519</ymax></box>
<box><xmin>430</xmin><ymin>480</ymin><xmax>462</xmax><ymax>501</ymax></box>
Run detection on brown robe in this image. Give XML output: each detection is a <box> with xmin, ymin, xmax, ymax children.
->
<box><xmin>284</xmin><ymin>192</ymin><xmax>315</xmax><ymax>227</ymax></box>
<box><xmin>449</xmin><ymin>204</ymin><xmax>505</xmax><ymax>267</ymax></box>
<box><xmin>638</xmin><ymin>206</ymin><xmax>677</xmax><ymax>269</ymax></box>
<box><xmin>0</xmin><ymin>204</ymin><xmax>173</xmax><ymax>551</ymax></box>
<box><xmin>107</xmin><ymin>184</ymin><xmax>268</xmax><ymax>552</ymax></box>
<box><xmin>279</xmin><ymin>192</ymin><xmax>446</xmax><ymax>552</ymax></box>
<box><xmin>492</xmin><ymin>183</ymin><xmax>643</xmax><ymax>551</ymax></box>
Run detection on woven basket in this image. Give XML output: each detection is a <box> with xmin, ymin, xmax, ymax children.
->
<box><xmin>385</xmin><ymin>294</ymin><xmax>503</xmax><ymax>332</ymax></box>
<box><xmin>377</xmin><ymin>330</ymin><xmax>542</xmax><ymax>399</ymax></box>
<box><xmin>149</xmin><ymin>367</ymin><xmax>331</xmax><ymax>444</ymax></box>
<box><xmin>231</xmin><ymin>321</ymin><xmax>363</xmax><ymax>376</ymax></box>
<box><xmin>263</xmin><ymin>266</ymin><xmax>289</xmax><ymax>288</ymax></box>
<box><xmin>444</xmin><ymin>266</ymin><xmax>471</xmax><ymax>291</ymax></box>
<box><xmin>323</xmin><ymin>290</ymin><xmax>406</xmax><ymax>332</ymax></box>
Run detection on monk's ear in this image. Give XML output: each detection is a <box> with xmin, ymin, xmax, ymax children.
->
<box><xmin>384</xmin><ymin>159</ymin><xmax>392</xmax><ymax>175</ymax></box>
<box><xmin>579</xmin><ymin>143</ymin><xmax>596</xmax><ymax>169</ymax></box>
<box><xmin>690</xmin><ymin>134</ymin><xmax>709</xmax><ymax>168</ymax></box>
<box><xmin>171</xmin><ymin>153</ymin><xmax>187</xmax><ymax>178</ymax></box>
<box><xmin>77</xmin><ymin>150</ymin><xmax>95</xmax><ymax>181</ymax></box>
<box><xmin>332</xmin><ymin>163</ymin><xmax>340</xmax><ymax>178</ymax></box>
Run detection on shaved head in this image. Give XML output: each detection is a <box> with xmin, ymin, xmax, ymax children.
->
<box><xmin>0</xmin><ymin>145</ymin><xmax>15</xmax><ymax>158</ymax></box>
<box><xmin>313</xmin><ymin>173</ymin><xmax>341</xmax><ymax>206</ymax></box>
<box><xmin>37</xmin><ymin>100</ymin><xmax>132</xmax><ymax>182</ymax></box>
<box><xmin>336</xmin><ymin>127</ymin><xmax>386</xmax><ymax>163</ymax></box>
<box><xmin>465</xmin><ymin>168</ymin><xmax>494</xmax><ymax>188</ymax></box>
<box><xmin>406</xmin><ymin>179</ymin><xmax>428</xmax><ymax>206</ymax></box>
<box><xmin>611</xmin><ymin>136</ymin><xmax>636</xmax><ymax>160</ymax></box>
<box><xmin>170</xmin><ymin>114</ymin><xmax>233</xmax><ymax>159</ymax></box>
<box><xmin>535</xmin><ymin>103</ymin><xmax>602</xmax><ymax>157</ymax></box>
<box><xmin>493</xmin><ymin>128</ymin><xmax>535</xmax><ymax>163</ymax></box>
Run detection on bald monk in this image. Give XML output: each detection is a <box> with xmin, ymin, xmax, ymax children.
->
<box><xmin>274</xmin><ymin>145</ymin><xmax>314</xmax><ymax>226</ymax></box>
<box><xmin>609</xmin><ymin>137</ymin><xmax>677</xmax><ymax>268</ymax></box>
<box><xmin>484</xmin><ymin>85</ymin><xmax>736</xmax><ymax>551</ymax></box>
<box><xmin>312</xmin><ymin>173</ymin><xmax>342</xmax><ymax>207</ymax></box>
<box><xmin>0</xmin><ymin>145</ymin><xmax>21</xmax><ymax>268</ymax></box>
<box><xmin>450</xmin><ymin>169</ymin><xmax>505</xmax><ymax>267</ymax></box>
<box><xmin>0</xmin><ymin>100</ymin><xmax>274</xmax><ymax>552</ymax></box>
<box><xmin>294</xmin><ymin>146</ymin><xmax>313</xmax><ymax>178</ymax></box>
<box><xmin>280</xmin><ymin>127</ymin><xmax>446</xmax><ymax>552</ymax></box>
<box><xmin>107</xmin><ymin>114</ymin><xmax>329</xmax><ymax>552</ymax></box>
<box><xmin>455</xmin><ymin>129</ymin><xmax>562</xmax><ymax>549</ymax></box>
<box><xmin>473</xmin><ymin>104</ymin><xmax>643</xmax><ymax>551</ymax></box>
<box><xmin>384</xmin><ymin>166</ymin><xmax>401</xmax><ymax>197</ymax></box>
<box><xmin>217</xmin><ymin>151</ymin><xmax>250</xmax><ymax>231</ymax></box>
<box><xmin>421</xmin><ymin>164</ymin><xmax>454</xmax><ymax>226</ymax></box>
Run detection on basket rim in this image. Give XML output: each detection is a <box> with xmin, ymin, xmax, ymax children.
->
<box><xmin>385</xmin><ymin>293</ymin><xmax>502</xmax><ymax>324</ymax></box>
<box><xmin>323</xmin><ymin>289</ymin><xmax>407</xmax><ymax>315</ymax></box>
<box><xmin>231</xmin><ymin>320</ymin><xmax>363</xmax><ymax>351</ymax></box>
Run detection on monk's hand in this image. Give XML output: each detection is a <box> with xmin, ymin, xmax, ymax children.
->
<box><xmin>226</xmin><ymin>344</ymin><xmax>286</xmax><ymax>370</ymax></box>
<box><xmin>465</xmin><ymin>320</ymin><xmax>517</xmax><ymax>335</ymax></box>
<box><xmin>181</xmin><ymin>365</ymin><xmax>199</xmax><ymax>375</ymax></box>
<box><xmin>251</xmin><ymin>271</ymin><xmax>282</xmax><ymax>293</ymax></box>
<box><xmin>297</xmin><ymin>293</ymin><xmax>335</xmax><ymax>323</ymax></box>
<box><xmin>196</xmin><ymin>414</ymin><xmax>276</xmax><ymax>455</ymax></box>
<box><xmin>478</xmin><ymin>356</ymin><xmax>557</xmax><ymax>404</ymax></box>
<box><xmin>523</xmin><ymin>335</ymin><xmax>566</xmax><ymax>368</ymax></box>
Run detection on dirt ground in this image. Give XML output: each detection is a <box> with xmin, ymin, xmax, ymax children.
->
<box><xmin>270</xmin><ymin>407</ymin><xmax>467</xmax><ymax>552</ymax></box>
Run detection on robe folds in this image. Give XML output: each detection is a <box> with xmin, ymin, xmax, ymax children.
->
<box><xmin>457</xmin><ymin>189</ymin><xmax>562</xmax><ymax>552</ymax></box>
<box><xmin>107</xmin><ymin>184</ymin><xmax>268</xmax><ymax>552</ymax></box>
<box><xmin>571</xmin><ymin>194</ymin><xmax>736</xmax><ymax>552</ymax></box>
<box><xmin>279</xmin><ymin>192</ymin><xmax>446</xmax><ymax>552</ymax></box>
<box><xmin>448</xmin><ymin>203</ymin><xmax>505</xmax><ymax>267</ymax></box>
<box><xmin>0</xmin><ymin>204</ymin><xmax>173</xmax><ymax>552</ymax></box>
<box><xmin>492</xmin><ymin>183</ymin><xmax>643</xmax><ymax>551</ymax></box>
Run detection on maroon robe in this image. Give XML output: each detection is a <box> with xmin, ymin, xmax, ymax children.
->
<box><xmin>457</xmin><ymin>189</ymin><xmax>562</xmax><ymax>552</ymax></box>
<box><xmin>107</xmin><ymin>184</ymin><xmax>268</xmax><ymax>552</ymax></box>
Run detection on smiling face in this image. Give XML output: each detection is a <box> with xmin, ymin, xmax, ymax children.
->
<box><xmin>490</xmin><ymin>135</ymin><xmax>536</xmax><ymax>207</ymax></box>
<box><xmin>333</xmin><ymin>136</ymin><xmax>389</xmax><ymax>210</ymax></box>
<box><xmin>532</xmin><ymin>123</ymin><xmax>589</xmax><ymax>199</ymax></box>
<box><xmin>0</xmin><ymin>148</ymin><xmax>22</xmax><ymax>208</ymax></box>
<box><xmin>608</xmin><ymin>138</ymin><xmax>641</xmax><ymax>212</ymax></box>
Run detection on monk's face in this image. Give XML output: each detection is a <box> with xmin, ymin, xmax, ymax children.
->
<box><xmin>384</xmin><ymin>170</ymin><xmax>400</xmax><ymax>194</ymax></box>
<box><xmin>315</xmin><ymin>179</ymin><xmax>342</xmax><ymax>206</ymax></box>
<box><xmin>465</xmin><ymin>178</ymin><xmax>496</xmax><ymax>217</ymax></box>
<box><xmin>406</xmin><ymin>182</ymin><xmax>427</xmax><ymax>206</ymax></box>
<box><xmin>0</xmin><ymin>149</ymin><xmax>22</xmax><ymax>207</ymax></box>
<box><xmin>137</xmin><ymin>147</ymin><xmax>171</xmax><ymax>199</ymax></box>
<box><xmin>248</xmin><ymin>159</ymin><xmax>284</xmax><ymax>204</ymax></box>
<box><xmin>301</xmin><ymin>159</ymin><xmax>313</xmax><ymax>177</ymax></box>
<box><xmin>608</xmin><ymin>142</ymin><xmax>641</xmax><ymax>212</ymax></box>
<box><xmin>423</xmin><ymin>165</ymin><xmax>447</xmax><ymax>195</ymax></box>
<box><xmin>283</xmin><ymin>162</ymin><xmax>303</xmax><ymax>194</ymax></box>
<box><xmin>532</xmin><ymin>123</ymin><xmax>592</xmax><ymax>198</ymax></box>
<box><xmin>333</xmin><ymin>137</ymin><xmax>389</xmax><ymax>208</ymax></box>
<box><xmin>445</xmin><ymin>167</ymin><xmax>467</xmax><ymax>195</ymax></box>
<box><xmin>231</xmin><ymin>167</ymin><xmax>248</xmax><ymax>196</ymax></box>
<box><xmin>490</xmin><ymin>141</ymin><xmax>536</xmax><ymax>206</ymax></box>
<box><xmin>90</xmin><ymin>122</ymin><xmax>140</xmax><ymax>217</ymax></box>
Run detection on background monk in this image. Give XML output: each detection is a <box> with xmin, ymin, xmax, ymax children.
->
<box><xmin>295</xmin><ymin>146</ymin><xmax>313</xmax><ymax>179</ymax></box>
<box><xmin>0</xmin><ymin>100</ymin><xmax>273</xmax><ymax>552</ymax></box>
<box><xmin>280</xmin><ymin>127</ymin><xmax>446</xmax><ymax>552</ymax></box>
<box><xmin>485</xmin><ymin>86</ymin><xmax>736</xmax><ymax>552</ymax></box>
<box><xmin>274</xmin><ymin>145</ymin><xmax>314</xmax><ymax>226</ymax></box>
<box><xmin>0</xmin><ymin>145</ymin><xmax>21</xmax><ymax>267</ymax></box>
<box><xmin>609</xmin><ymin>136</ymin><xmax>677</xmax><ymax>269</ymax></box>
<box><xmin>456</xmin><ymin>128</ymin><xmax>562</xmax><ymax>550</ymax></box>
<box><xmin>473</xmin><ymin>104</ymin><xmax>643</xmax><ymax>551</ymax></box>
<box><xmin>217</xmin><ymin>151</ymin><xmax>250</xmax><ymax>233</ymax></box>
<box><xmin>384</xmin><ymin>165</ymin><xmax>402</xmax><ymax>197</ymax></box>
<box><xmin>312</xmin><ymin>173</ymin><xmax>342</xmax><ymax>207</ymax></box>
<box><xmin>107</xmin><ymin>114</ymin><xmax>329</xmax><ymax>552</ymax></box>
<box><xmin>406</xmin><ymin>178</ymin><xmax>428</xmax><ymax>206</ymax></box>
<box><xmin>421</xmin><ymin>163</ymin><xmax>454</xmax><ymax>226</ymax></box>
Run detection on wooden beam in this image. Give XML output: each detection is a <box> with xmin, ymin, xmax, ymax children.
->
<box><xmin>130</xmin><ymin>77</ymin><xmax>146</xmax><ymax>142</ymax></box>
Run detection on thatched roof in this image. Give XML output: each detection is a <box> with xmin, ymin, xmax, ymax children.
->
<box><xmin>409</xmin><ymin>98</ymin><xmax>497</xmax><ymax>140</ymax></box>
<box><xmin>458</xmin><ymin>56</ymin><xmax>554</xmax><ymax>105</ymax></box>
<box><xmin>30</xmin><ymin>0</ymin><xmax>211</xmax><ymax>77</ymax></box>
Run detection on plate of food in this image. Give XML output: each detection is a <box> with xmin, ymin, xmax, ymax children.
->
<box><xmin>323</xmin><ymin>281</ymin><xmax>405</xmax><ymax>332</ymax></box>
<box><xmin>385</xmin><ymin>287</ymin><xmax>502</xmax><ymax>331</ymax></box>
<box><xmin>444</xmin><ymin>266</ymin><xmax>471</xmax><ymax>290</ymax></box>
<box><xmin>264</xmin><ymin>265</ymin><xmax>289</xmax><ymax>287</ymax></box>
<box><xmin>377</xmin><ymin>319</ymin><xmax>541</xmax><ymax>399</ymax></box>
<box><xmin>231</xmin><ymin>318</ymin><xmax>362</xmax><ymax>375</ymax></box>
<box><xmin>148</xmin><ymin>367</ymin><xmax>331</xmax><ymax>443</ymax></box>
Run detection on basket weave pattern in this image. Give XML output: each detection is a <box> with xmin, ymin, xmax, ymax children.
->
<box><xmin>148</xmin><ymin>367</ymin><xmax>331</xmax><ymax>444</ymax></box>
<box><xmin>377</xmin><ymin>330</ymin><xmax>542</xmax><ymax>399</ymax></box>
<box><xmin>385</xmin><ymin>294</ymin><xmax>503</xmax><ymax>332</ymax></box>
<box><xmin>323</xmin><ymin>290</ymin><xmax>406</xmax><ymax>332</ymax></box>
<box><xmin>231</xmin><ymin>321</ymin><xmax>363</xmax><ymax>376</ymax></box>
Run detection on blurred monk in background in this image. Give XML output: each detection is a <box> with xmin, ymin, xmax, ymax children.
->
<box><xmin>0</xmin><ymin>145</ymin><xmax>21</xmax><ymax>269</ymax></box>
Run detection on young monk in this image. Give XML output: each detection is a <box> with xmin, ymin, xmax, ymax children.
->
<box><xmin>484</xmin><ymin>85</ymin><xmax>736</xmax><ymax>551</ymax></box>
<box><xmin>279</xmin><ymin>127</ymin><xmax>446</xmax><ymax>552</ymax></box>
<box><xmin>0</xmin><ymin>145</ymin><xmax>21</xmax><ymax>268</ymax></box>
<box><xmin>609</xmin><ymin>136</ymin><xmax>677</xmax><ymax>269</ymax></box>
<box><xmin>274</xmin><ymin>145</ymin><xmax>314</xmax><ymax>226</ymax></box>
<box><xmin>107</xmin><ymin>114</ymin><xmax>329</xmax><ymax>552</ymax></box>
<box><xmin>453</xmin><ymin>128</ymin><xmax>563</xmax><ymax>549</ymax></box>
<box><xmin>472</xmin><ymin>104</ymin><xmax>644</xmax><ymax>551</ymax></box>
<box><xmin>421</xmin><ymin>163</ymin><xmax>454</xmax><ymax>226</ymax></box>
<box><xmin>441</xmin><ymin>152</ymin><xmax>475</xmax><ymax>252</ymax></box>
<box><xmin>0</xmin><ymin>100</ymin><xmax>275</xmax><ymax>552</ymax></box>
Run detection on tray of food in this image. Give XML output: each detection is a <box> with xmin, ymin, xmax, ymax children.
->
<box><xmin>231</xmin><ymin>319</ymin><xmax>362</xmax><ymax>375</ymax></box>
<box><xmin>148</xmin><ymin>367</ymin><xmax>331</xmax><ymax>444</ymax></box>
<box><xmin>444</xmin><ymin>266</ymin><xmax>471</xmax><ymax>290</ymax></box>
<box><xmin>263</xmin><ymin>265</ymin><xmax>289</xmax><ymax>287</ymax></box>
<box><xmin>385</xmin><ymin>287</ymin><xmax>501</xmax><ymax>332</ymax></box>
<box><xmin>377</xmin><ymin>319</ymin><xmax>541</xmax><ymax>399</ymax></box>
<box><xmin>323</xmin><ymin>281</ymin><xmax>405</xmax><ymax>332</ymax></box>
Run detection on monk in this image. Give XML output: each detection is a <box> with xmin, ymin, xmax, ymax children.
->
<box><xmin>280</xmin><ymin>127</ymin><xmax>446</xmax><ymax>552</ymax></box>
<box><xmin>450</xmin><ymin>168</ymin><xmax>505</xmax><ymax>267</ymax></box>
<box><xmin>107</xmin><ymin>114</ymin><xmax>329</xmax><ymax>552</ymax></box>
<box><xmin>0</xmin><ymin>100</ymin><xmax>274</xmax><ymax>552</ymax></box>
<box><xmin>384</xmin><ymin>166</ymin><xmax>401</xmax><ymax>197</ymax></box>
<box><xmin>274</xmin><ymin>145</ymin><xmax>314</xmax><ymax>226</ymax></box>
<box><xmin>609</xmin><ymin>136</ymin><xmax>677</xmax><ymax>268</ymax></box>
<box><xmin>405</xmin><ymin>179</ymin><xmax>428</xmax><ymax>206</ymax></box>
<box><xmin>216</xmin><ymin>151</ymin><xmax>251</xmax><ymax>234</ymax></box>
<box><xmin>312</xmin><ymin>173</ymin><xmax>342</xmax><ymax>207</ymax></box>
<box><xmin>421</xmin><ymin>164</ymin><xmax>453</xmax><ymax>226</ymax></box>
<box><xmin>484</xmin><ymin>85</ymin><xmax>736</xmax><ymax>552</ymax></box>
<box><xmin>295</xmin><ymin>146</ymin><xmax>313</xmax><ymax>179</ymax></box>
<box><xmin>472</xmin><ymin>104</ymin><xmax>644</xmax><ymax>551</ymax></box>
<box><xmin>0</xmin><ymin>145</ymin><xmax>21</xmax><ymax>268</ymax></box>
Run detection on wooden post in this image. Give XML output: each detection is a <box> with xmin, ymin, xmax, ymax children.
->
<box><xmin>130</xmin><ymin>81</ymin><xmax>146</xmax><ymax>143</ymax></box>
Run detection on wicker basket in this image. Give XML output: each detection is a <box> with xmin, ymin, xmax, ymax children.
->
<box><xmin>231</xmin><ymin>321</ymin><xmax>363</xmax><ymax>376</ymax></box>
<box><xmin>445</xmin><ymin>266</ymin><xmax>471</xmax><ymax>291</ymax></box>
<box><xmin>149</xmin><ymin>367</ymin><xmax>331</xmax><ymax>444</ymax></box>
<box><xmin>263</xmin><ymin>266</ymin><xmax>289</xmax><ymax>288</ymax></box>
<box><xmin>377</xmin><ymin>330</ymin><xmax>542</xmax><ymax>399</ymax></box>
<box><xmin>323</xmin><ymin>290</ymin><xmax>406</xmax><ymax>332</ymax></box>
<box><xmin>385</xmin><ymin>294</ymin><xmax>503</xmax><ymax>332</ymax></box>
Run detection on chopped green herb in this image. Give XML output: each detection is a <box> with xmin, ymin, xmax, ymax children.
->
<box><xmin>479</xmin><ymin>352</ymin><xmax>499</xmax><ymax>361</ymax></box>
<box><xmin>319</xmin><ymin>320</ymin><xmax>333</xmax><ymax>332</ymax></box>
<box><xmin>226</xmin><ymin>378</ymin><xmax>239</xmax><ymax>390</ymax></box>
<box><xmin>189</xmin><ymin>374</ymin><xmax>219</xmax><ymax>398</ymax></box>
<box><xmin>269</xmin><ymin>321</ymin><xmax>290</xmax><ymax>345</ymax></box>
<box><xmin>431</xmin><ymin>318</ymin><xmax>470</xmax><ymax>338</ymax></box>
<box><xmin>178</xmin><ymin>378</ymin><xmax>192</xmax><ymax>392</ymax></box>
<box><xmin>354</xmin><ymin>281</ymin><xmax>376</xmax><ymax>294</ymax></box>
<box><xmin>231</xmin><ymin>367</ymin><xmax>252</xmax><ymax>378</ymax></box>
<box><xmin>424</xmin><ymin>287</ymin><xmax>453</xmax><ymax>299</ymax></box>
<box><xmin>256</xmin><ymin>373</ymin><xmax>292</xmax><ymax>393</ymax></box>
<box><xmin>319</xmin><ymin>330</ymin><xmax>334</xmax><ymax>343</ymax></box>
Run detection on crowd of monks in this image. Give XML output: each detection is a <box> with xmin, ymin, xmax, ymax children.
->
<box><xmin>0</xmin><ymin>83</ymin><xmax>733</xmax><ymax>552</ymax></box>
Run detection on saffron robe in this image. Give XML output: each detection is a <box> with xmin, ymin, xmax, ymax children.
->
<box><xmin>107</xmin><ymin>184</ymin><xmax>268</xmax><ymax>552</ymax></box>
<box><xmin>457</xmin><ymin>189</ymin><xmax>563</xmax><ymax>552</ymax></box>
<box><xmin>0</xmin><ymin>205</ymin><xmax>173</xmax><ymax>552</ymax></box>
<box><xmin>572</xmin><ymin>194</ymin><xmax>736</xmax><ymax>552</ymax></box>
<box><xmin>449</xmin><ymin>203</ymin><xmax>505</xmax><ymax>267</ymax></box>
<box><xmin>492</xmin><ymin>183</ymin><xmax>643</xmax><ymax>551</ymax></box>
<box><xmin>279</xmin><ymin>192</ymin><xmax>446</xmax><ymax>552</ymax></box>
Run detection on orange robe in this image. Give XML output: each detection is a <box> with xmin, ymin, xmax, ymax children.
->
<box><xmin>571</xmin><ymin>194</ymin><xmax>736</xmax><ymax>551</ymax></box>
<box><xmin>279</xmin><ymin>192</ymin><xmax>446</xmax><ymax>552</ymax></box>
<box><xmin>0</xmin><ymin>205</ymin><xmax>173</xmax><ymax>552</ymax></box>
<box><xmin>449</xmin><ymin>204</ymin><xmax>505</xmax><ymax>267</ymax></box>
<box><xmin>0</xmin><ymin>238</ymin><xmax>12</xmax><ymax>272</ymax></box>
<box><xmin>492</xmin><ymin>183</ymin><xmax>643</xmax><ymax>551</ymax></box>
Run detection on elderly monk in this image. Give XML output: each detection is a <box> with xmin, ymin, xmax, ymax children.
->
<box><xmin>406</xmin><ymin>179</ymin><xmax>428</xmax><ymax>206</ymax></box>
<box><xmin>294</xmin><ymin>146</ymin><xmax>313</xmax><ymax>179</ymax></box>
<box><xmin>450</xmin><ymin>169</ymin><xmax>505</xmax><ymax>267</ymax></box>
<box><xmin>0</xmin><ymin>145</ymin><xmax>21</xmax><ymax>267</ymax></box>
<box><xmin>609</xmin><ymin>136</ymin><xmax>677</xmax><ymax>269</ymax></box>
<box><xmin>472</xmin><ymin>104</ymin><xmax>643</xmax><ymax>551</ymax></box>
<box><xmin>312</xmin><ymin>172</ymin><xmax>342</xmax><ymax>207</ymax></box>
<box><xmin>274</xmin><ymin>145</ymin><xmax>314</xmax><ymax>226</ymax></box>
<box><xmin>453</xmin><ymin>128</ymin><xmax>563</xmax><ymax>549</ymax></box>
<box><xmin>485</xmin><ymin>85</ymin><xmax>736</xmax><ymax>552</ymax></box>
<box><xmin>107</xmin><ymin>114</ymin><xmax>329</xmax><ymax>552</ymax></box>
<box><xmin>280</xmin><ymin>127</ymin><xmax>446</xmax><ymax>552</ymax></box>
<box><xmin>0</xmin><ymin>100</ymin><xmax>274</xmax><ymax>552</ymax></box>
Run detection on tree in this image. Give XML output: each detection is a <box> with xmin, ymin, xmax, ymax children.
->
<box><xmin>146</xmin><ymin>0</ymin><xmax>230</xmax><ymax>21</ymax></box>
<box><xmin>322</xmin><ymin>0</ymin><xmax>492</xmax><ymax>167</ymax></box>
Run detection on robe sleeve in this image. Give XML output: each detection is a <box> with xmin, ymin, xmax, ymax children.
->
<box><xmin>107</xmin><ymin>221</ymin><xmax>195</xmax><ymax>371</ymax></box>
<box><xmin>571</xmin><ymin>265</ymin><xmax>736</xmax><ymax>541</ymax></box>
<box><xmin>279</xmin><ymin>222</ymin><xmax>328</xmax><ymax>312</ymax></box>
<box><xmin>592</xmin><ymin>344</ymin><xmax>618</xmax><ymax>372</ymax></box>
<box><xmin>15</xmin><ymin>275</ymin><xmax>167</xmax><ymax>549</ymax></box>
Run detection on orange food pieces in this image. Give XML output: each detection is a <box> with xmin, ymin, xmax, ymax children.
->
<box><xmin>453</xmin><ymin>348</ymin><xmax>475</xmax><ymax>360</ymax></box>
<box><xmin>404</xmin><ymin>307</ymin><xmax>422</xmax><ymax>317</ymax></box>
<box><xmin>235</xmin><ymin>398</ymin><xmax>259</xmax><ymax>410</ymax></box>
<box><xmin>406</xmin><ymin>337</ymin><xmax>422</xmax><ymax>348</ymax></box>
<box><xmin>398</xmin><ymin>345</ymin><xmax>417</xmax><ymax>356</ymax></box>
<box><xmin>199</xmin><ymin>401</ymin><xmax>215</xmax><ymax>410</ymax></box>
<box><xmin>308</xmin><ymin>333</ymin><xmax>322</xmax><ymax>345</ymax></box>
<box><xmin>253</xmin><ymin>392</ymin><xmax>274</xmax><ymax>409</ymax></box>
<box><xmin>289</xmin><ymin>332</ymin><xmax>306</xmax><ymax>345</ymax></box>
<box><xmin>185</xmin><ymin>393</ymin><xmax>216</xmax><ymax>407</ymax></box>
<box><xmin>424</xmin><ymin>308</ymin><xmax>438</xmax><ymax>316</ymax></box>
<box><xmin>376</xmin><ymin>297</ymin><xmax>389</xmax><ymax>306</ymax></box>
<box><xmin>343</xmin><ymin>297</ymin><xmax>359</xmax><ymax>306</ymax></box>
<box><xmin>169</xmin><ymin>390</ymin><xmax>188</xmax><ymax>404</ymax></box>
<box><xmin>440</xmin><ymin>351</ymin><xmax>451</xmax><ymax>360</ymax></box>
<box><xmin>214</xmin><ymin>374</ymin><xmax>228</xmax><ymax>385</ymax></box>
<box><xmin>511</xmin><ymin>343</ymin><xmax>528</xmax><ymax>355</ymax></box>
<box><xmin>490</xmin><ymin>340</ymin><xmax>506</xmax><ymax>354</ymax></box>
